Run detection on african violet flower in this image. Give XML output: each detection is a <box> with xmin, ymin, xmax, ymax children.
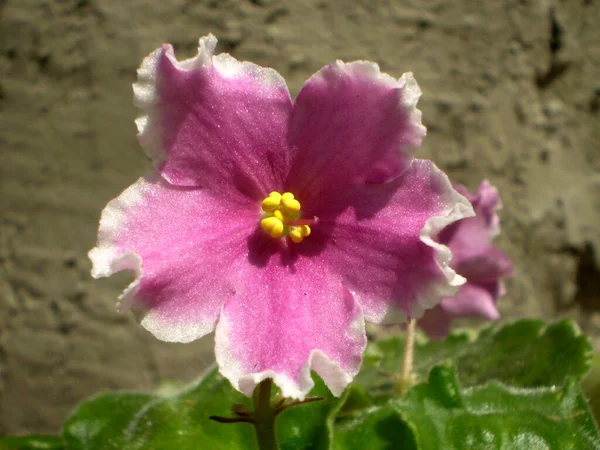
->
<box><xmin>418</xmin><ymin>181</ymin><xmax>513</xmax><ymax>339</ymax></box>
<box><xmin>89</xmin><ymin>35</ymin><xmax>474</xmax><ymax>399</ymax></box>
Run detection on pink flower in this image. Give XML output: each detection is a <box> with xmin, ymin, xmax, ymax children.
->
<box><xmin>418</xmin><ymin>181</ymin><xmax>514</xmax><ymax>340</ymax></box>
<box><xmin>88</xmin><ymin>35</ymin><xmax>473</xmax><ymax>399</ymax></box>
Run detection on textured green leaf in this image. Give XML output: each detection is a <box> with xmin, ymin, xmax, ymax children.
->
<box><xmin>455</xmin><ymin>319</ymin><xmax>592</xmax><ymax>387</ymax></box>
<box><xmin>117</xmin><ymin>370</ymin><xmax>255</xmax><ymax>450</ymax></box>
<box><xmin>358</xmin><ymin>319</ymin><xmax>593</xmax><ymax>401</ymax></box>
<box><xmin>0</xmin><ymin>436</ymin><xmax>65</xmax><ymax>450</ymax></box>
<box><xmin>10</xmin><ymin>320</ymin><xmax>596</xmax><ymax>450</ymax></box>
<box><xmin>61</xmin><ymin>366</ymin><xmax>337</xmax><ymax>450</ymax></box>
<box><xmin>62</xmin><ymin>392</ymin><xmax>155</xmax><ymax>449</ymax></box>
<box><xmin>332</xmin><ymin>404</ymin><xmax>418</xmax><ymax>450</ymax></box>
<box><xmin>391</xmin><ymin>364</ymin><xmax>600</xmax><ymax>450</ymax></box>
<box><xmin>63</xmin><ymin>367</ymin><xmax>255</xmax><ymax>450</ymax></box>
<box><xmin>583</xmin><ymin>354</ymin><xmax>600</xmax><ymax>424</ymax></box>
<box><xmin>277</xmin><ymin>375</ymin><xmax>339</xmax><ymax>450</ymax></box>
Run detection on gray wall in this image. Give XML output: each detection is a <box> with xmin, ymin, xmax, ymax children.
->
<box><xmin>1</xmin><ymin>0</ymin><xmax>598</xmax><ymax>434</ymax></box>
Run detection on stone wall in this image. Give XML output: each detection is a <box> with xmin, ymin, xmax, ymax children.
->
<box><xmin>1</xmin><ymin>0</ymin><xmax>598</xmax><ymax>434</ymax></box>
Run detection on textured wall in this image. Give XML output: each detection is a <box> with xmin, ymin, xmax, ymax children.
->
<box><xmin>1</xmin><ymin>0</ymin><xmax>598</xmax><ymax>434</ymax></box>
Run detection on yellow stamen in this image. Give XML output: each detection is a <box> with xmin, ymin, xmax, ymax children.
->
<box><xmin>281</xmin><ymin>192</ymin><xmax>301</xmax><ymax>214</ymax></box>
<box><xmin>260</xmin><ymin>216</ymin><xmax>284</xmax><ymax>238</ymax></box>
<box><xmin>261</xmin><ymin>192</ymin><xmax>282</xmax><ymax>212</ymax></box>
<box><xmin>259</xmin><ymin>191</ymin><xmax>316</xmax><ymax>243</ymax></box>
<box><xmin>289</xmin><ymin>227</ymin><xmax>304</xmax><ymax>243</ymax></box>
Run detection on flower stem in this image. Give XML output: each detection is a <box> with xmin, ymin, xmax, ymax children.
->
<box><xmin>252</xmin><ymin>379</ymin><xmax>278</xmax><ymax>450</ymax></box>
<box><xmin>397</xmin><ymin>318</ymin><xmax>416</xmax><ymax>396</ymax></box>
<box><xmin>210</xmin><ymin>378</ymin><xmax>324</xmax><ymax>448</ymax></box>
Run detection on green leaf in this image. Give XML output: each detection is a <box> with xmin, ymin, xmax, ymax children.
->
<box><xmin>61</xmin><ymin>366</ymin><xmax>338</xmax><ymax>450</ymax></box>
<box><xmin>332</xmin><ymin>404</ymin><xmax>418</xmax><ymax>450</ymax></box>
<box><xmin>62</xmin><ymin>392</ymin><xmax>155</xmax><ymax>449</ymax></box>
<box><xmin>456</xmin><ymin>319</ymin><xmax>592</xmax><ymax>387</ymax></box>
<box><xmin>0</xmin><ymin>435</ymin><xmax>65</xmax><ymax>450</ymax></box>
<box><xmin>277</xmin><ymin>375</ymin><xmax>340</xmax><ymax>450</ymax></box>
<box><xmin>8</xmin><ymin>320</ymin><xmax>596</xmax><ymax>450</ymax></box>
<box><xmin>63</xmin><ymin>367</ymin><xmax>255</xmax><ymax>450</ymax></box>
<box><xmin>583</xmin><ymin>354</ymin><xmax>600</xmax><ymax>424</ymax></box>
<box><xmin>391</xmin><ymin>364</ymin><xmax>600</xmax><ymax>450</ymax></box>
<box><xmin>117</xmin><ymin>370</ymin><xmax>255</xmax><ymax>450</ymax></box>
<box><xmin>358</xmin><ymin>319</ymin><xmax>593</xmax><ymax>401</ymax></box>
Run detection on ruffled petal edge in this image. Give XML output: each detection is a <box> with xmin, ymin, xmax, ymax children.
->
<box><xmin>214</xmin><ymin>303</ymin><xmax>366</xmax><ymax>400</ymax></box>
<box><xmin>413</xmin><ymin>183</ymin><xmax>475</xmax><ymax>319</ymax></box>
<box><xmin>88</xmin><ymin>175</ymin><xmax>150</xmax><ymax>312</ymax></box>
<box><xmin>133</xmin><ymin>34</ymin><xmax>291</xmax><ymax>184</ymax></box>
<box><xmin>88</xmin><ymin>173</ymin><xmax>221</xmax><ymax>344</ymax></box>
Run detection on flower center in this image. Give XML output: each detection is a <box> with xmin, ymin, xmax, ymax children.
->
<box><xmin>259</xmin><ymin>191</ymin><xmax>316</xmax><ymax>243</ymax></box>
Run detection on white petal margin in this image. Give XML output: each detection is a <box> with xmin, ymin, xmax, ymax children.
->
<box><xmin>88</xmin><ymin>173</ymin><xmax>226</xmax><ymax>343</ymax></box>
<box><xmin>215</xmin><ymin>302</ymin><xmax>367</xmax><ymax>400</ymax></box>
<box><xmin>399</xmin><ymin>72</ymin><xmax>426</xmax><ymax>132</ymax></box>
<box><xmin>353</xmin><ymin>64</ymin><xmax>427</xmax><ymax>147</ymax></box>
<box><xmin>413</xmin><ymin>162</ymin><xmax>474</xmax><ymax>319</ymax></box>
<box><xmin>483</xmin><ymin>180</ymin><xmax>502</xmax><ymax>239</ymax></box>
<box><xmin>88</xmin><ymin>176</ymin><xmax>150</xmax><ymax>313</ymax></box>
<box><xmin>133</xmin><ymin>35</ymin><xmax>216</xmax><ymax>165</ymax></box>
<box><xmin>320</xmin><ymin>61</ymin><xmax>427</xmax><ymax>166</ymax></box>
<box><xmin>140</xmin><ymin>308</ymin><xmax>219</xmax><ymax>344</ymax></box>
<box><xmin>383</xmin><ymin>161</ymin><xmax>475</xmax><ymax>324</ymax></box>
<box><xmin>132</xmin><ymin>34</ymin><xmax>290</xmax><ymax>181</ymax></box>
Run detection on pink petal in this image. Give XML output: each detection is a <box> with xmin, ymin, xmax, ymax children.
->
<box><xmin>308</xmin><ymin>159</ymin><xmax>474</xmax><ymax>323</ymax></box>
<box><xmin>215</xmin><ymin>256</ymin><xmax>366</xmax><ymax>400</ymax></box>
<box><xmin>453</xmin><ymin>246</ymin><xmax>514</xmax><ymax>283</ymax></box>
<box><xmin>134</xmin><ymin>35</ymin><xmax>293</xmax><ymax>196</ymax></box>
<box><xmin>418</xmin><ymin>282</ymin><xmax>501</xmax><ymax>340</ymax></box>
<box><xmin>88</xmin><ymin>173</ymin><xmax>257</xmax><ymax>343</ymax></box>
<box><xmin>418</xmin><ymin>180</ymin><xmax>512</xmax><ymax>339</ymax></box>
<box><xmin>416</xmin><ymin>304</ymin><xmax>452</xmax><ymax>341</ymax></box>
<box><xmin>440</xmin><ymin>180</ymin><xmax>503</xmax><ymax>263</ymax></box>
<box><xmin>441</xmin><ymin>283</ymin><xmax>500</xmax><ymax>320</ymax></box>
<box><xmin>286</xmin><ymin>61</ymin><xmax>426</xmax><ymax>212</ymax></box>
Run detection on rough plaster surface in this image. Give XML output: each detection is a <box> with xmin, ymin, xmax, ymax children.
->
<box><xmin>0</xmin><ymin>0</ymin><xmax>598</xmax><ymax>434</ymax></box>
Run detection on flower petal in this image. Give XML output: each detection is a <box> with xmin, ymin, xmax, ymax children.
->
<box><xmin>453</xmin><ymin>246</ymin><xmax>514</xmax><ymax>283</ymax></box>
<box><xmin>215</xmin><ymin>256</ymin><xmax>366</xmax><ymax>400</ymax></box>
<box><xmin>418</xmin><ymin>180</ymin><xmax>512</xmax><ymax>339</ymax></box>
<box><xmin>134</xmin><ymin>34</ymin><xmax>293</xmax><ymax>196</ymax></box>
<box><xmin>418</xmin><ymin>283</ymin><xmax>501</xmax><ymax>340</ymax></box>
<box><xmin>439</xmin><ymin>180</ymin><xmax>503</xmax><ymax>262</ymax></box>
<box><xmin>286</xmin><ymin>62</ymin><xmax>426</xmax><ymax>211</ymax></box>
<box><xmin>415</xmin><ymin>303</ymin><xmax>452</xmax><ymax>340</ymax></box>
<box><xmin>311</xmin><ymin>159</ymin><xmax>474</xmax><ymax>323</ymax></box>
<box><xmin>441</xmin><ymin>283</ymin><xmax>501</xmax><ymax>320</ymax></box>
<box><xmin>88</xmin><ymin>173</ymin><xmax>256</xmax><ymax>343</ymax></box>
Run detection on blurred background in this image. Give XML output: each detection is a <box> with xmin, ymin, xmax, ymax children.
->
<box><xmin>0</xmin><ymin>0</ymin><xmax>598</xmax><ymax>434</ymax></box>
